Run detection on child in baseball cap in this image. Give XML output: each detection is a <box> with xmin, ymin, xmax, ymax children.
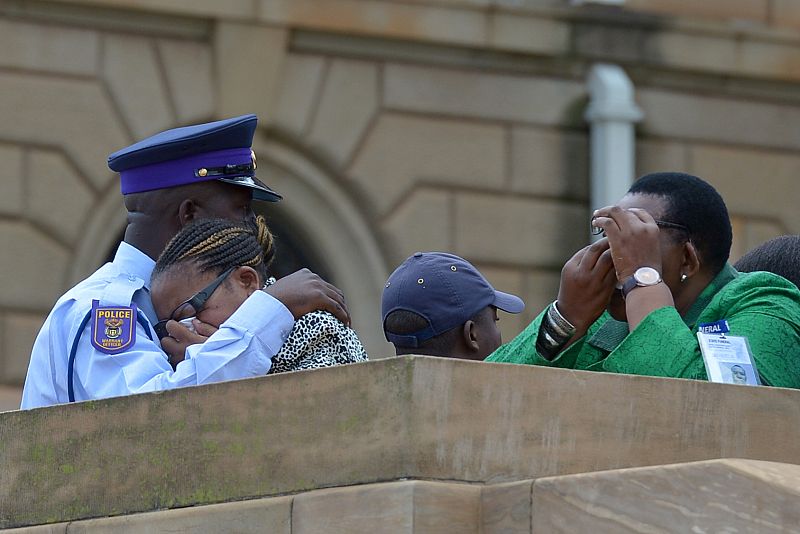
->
<box><xmin>381</xmin><ymin>252</ymin><xmax>524</xmax><ymax>361</ymax></box>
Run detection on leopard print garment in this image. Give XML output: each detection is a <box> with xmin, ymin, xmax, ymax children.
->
<box><xmin>265</xmin><ymin>279</ymin><xmax>369</xmax><ymax>374</ymax></box>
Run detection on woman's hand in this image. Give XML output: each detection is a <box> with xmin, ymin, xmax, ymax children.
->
<box><xmin>556</xmin><ymin>238</ymin><xmax>617</xmax><ymax>335</ymax></box>
<box><xmin>265</xmin><ymin>268</ymin><xmax>351</xmax><ymax>326</ymax></box>
<box><xmin>592</xmin><ymin>205</ymin><xmax>676</xmax><ymax>330</ymax></box>
<box><xmin>159</xmin><ymin>320</ymin><xmax>210</xmax><ymax>369</ymax></box>
<box><xmin>591</xmin><ymin>206</ymin><xmax>662</xmax><ymax>282</ymax></box>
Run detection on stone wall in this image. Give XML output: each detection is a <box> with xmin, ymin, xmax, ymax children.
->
<box><xmin>12</xmin><ymin>459</ymin><xmax>800</xmax><ymax>533</ymax></box>
<box><xmin>1</xmin><ymin>0</ymin><xmax>799</xmax><ymax>406</ymax></box>
<box><xmin>3</xmin><ymin>357</ymin><xmax>800</xmax><ymax>529</ymax></box>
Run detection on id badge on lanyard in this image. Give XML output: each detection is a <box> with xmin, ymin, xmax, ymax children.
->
<box><xmin>697</xmin><ymin>320</ymin><xmax>761</xmax><ymax>386</ymax></box>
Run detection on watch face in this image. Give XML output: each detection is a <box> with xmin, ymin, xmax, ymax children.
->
<box><xmin>635</xmin><ymin>267</ymin><xmax>661</xmax><ymax>286</ymax></box>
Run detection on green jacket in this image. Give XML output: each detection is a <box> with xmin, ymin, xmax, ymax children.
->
<box><xmin>487</xmin><ymin>265</ymin><xmax>800</xmax><ymax>389</ymax></box>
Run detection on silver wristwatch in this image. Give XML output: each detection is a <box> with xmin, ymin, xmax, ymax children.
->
<box><xmin>621</xmin><ymin>267</ymin><xmax>662</xmax><ymax>299</ymax></box>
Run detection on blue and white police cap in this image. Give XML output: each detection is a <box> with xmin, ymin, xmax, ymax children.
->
<box><xmin>107</xmin><ymin>114</ymin><xmax>281</xmax><ymax>202</ymax></box>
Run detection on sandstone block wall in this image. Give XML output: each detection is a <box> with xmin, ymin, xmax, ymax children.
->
<box><xmin>3</xmin><ymin>357</ymin><xmax>800</xmax><ymax>528</ymax></box>
<box><xmin>532</xmin><ymin>459</ymin><xmax>800</xmax><ymax>533</ymax></box>
<box><xmin>8</xmin><ymin>459</ymin><xmax>800</xmax><ymax>533</ymax></box>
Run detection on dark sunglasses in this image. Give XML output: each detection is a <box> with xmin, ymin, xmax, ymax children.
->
<box><xmin>153</xmin><ymin>266</ymin><xmax>237</xmax><ymax>339</ymax></box>
<box><xmin>590</xmin><ymin>218</ymin><xmax>690</xmax><ymax>236</ymax></box>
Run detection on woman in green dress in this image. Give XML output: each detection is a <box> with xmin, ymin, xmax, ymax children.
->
<box><xmin>487</xmin><ymin>172</ymin><xmax>800</xmax><ymax>389</ymax></box>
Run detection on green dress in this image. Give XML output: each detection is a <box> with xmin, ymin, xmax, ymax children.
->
<box><xmin>486</xmin><ymin>265</ymin><xmax>800</xmax><ymax>389</ymax></box>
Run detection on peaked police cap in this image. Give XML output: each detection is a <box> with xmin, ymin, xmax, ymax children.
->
<box><xmin>107</xmin><ymin>114</ymin><xmax>281</xmax><ymax>202</ymax></box>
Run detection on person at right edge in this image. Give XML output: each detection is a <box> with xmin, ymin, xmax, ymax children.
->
<box><xmin>486</xmin><ymin>172</ymin><xmax>800</xmax><ymax>389</ymax></box>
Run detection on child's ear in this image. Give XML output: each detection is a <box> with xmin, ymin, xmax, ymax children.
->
<box><xmin>234</xmin><ymin>266</ymin><xmax>261</xmax><ymax>294</ymax></box>
<box><xmin>461</xmin><ymin>320</ymin><xmax>480</xmax><ymax>352</ymax></box>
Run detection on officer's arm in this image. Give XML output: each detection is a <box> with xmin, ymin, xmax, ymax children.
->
<box><xmin>72</xmin><ymin>291</ymin><xmax>293</xmax><ymax>400</ymax></box>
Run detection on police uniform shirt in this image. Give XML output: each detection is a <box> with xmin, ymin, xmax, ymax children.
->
<box><xmin>21</xmin><ymin>241</ymin><xmax>294</xmax><ymax>409</ymax></box>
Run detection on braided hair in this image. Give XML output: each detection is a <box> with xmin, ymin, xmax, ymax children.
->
<box><xmin>153</xmin><ymin>216</ymin><xmax>275</xmax><ymax>280</ymax></box>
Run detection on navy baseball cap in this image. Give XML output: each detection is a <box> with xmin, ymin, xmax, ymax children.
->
<box><xmin>107</xmin><ymin>114</ymin><xmax>281</xmax><ymax>202</ymax></box>
<box><xmin>381</xmin><ymin>252</ymin><xmax>525</xmax><ymax>348</ymax></box>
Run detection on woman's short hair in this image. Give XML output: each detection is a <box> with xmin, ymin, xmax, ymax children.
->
<box><xmin>734</xmin><ymin>235</ymin><xmax>800</xmax><ymax>288</ymax></box>
<box><xmin>629</xmin><ymin>172</ymin><xmax>732</xmax><ymax>275</ymax></box>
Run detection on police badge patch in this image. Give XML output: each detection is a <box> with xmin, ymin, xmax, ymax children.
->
<box><xmin>90</xmin><ymin>300</ymin><xmax>137</xmax><ymax>354</ymax></box>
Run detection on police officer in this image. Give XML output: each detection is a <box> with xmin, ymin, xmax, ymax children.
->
<box><xmin>21</xmin><ymin>114</ymin><xmax>349</xmax><ymax>408</ymax></box>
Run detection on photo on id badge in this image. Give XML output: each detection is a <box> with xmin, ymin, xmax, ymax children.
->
<box><xmin>719</xmin><ymin>362</ymin><xmax>757</xmax><ymax>385</ymax></box>
<box><xmin>697</xmin><ymin>320</ymin><xmax>761</xmax><ymax>386</ymax></box>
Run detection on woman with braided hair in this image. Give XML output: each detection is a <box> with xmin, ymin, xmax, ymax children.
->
<box><xmin>150</xmin><ymin>216</ymin><xmax>368</xmax><ymax>371</ymax></box>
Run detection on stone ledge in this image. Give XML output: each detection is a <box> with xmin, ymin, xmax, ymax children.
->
<box><xmin>2</xmin><ymin>481</ymin><xmax>484</xmax><ymax>533</ymax></box>
<box><xmin>3</xmin><ymin>356</ymin><xmax>800</xmax><ymax>528</ymax></box>
<box><xmin>8</xmin><ymin>460</ymin><xmax>800</xmax><ymax>532</ymax></box>
<box><xmin>532</xmin><ymin>458</ymin><xmax>800</xmax><ymax>533</ymax></box>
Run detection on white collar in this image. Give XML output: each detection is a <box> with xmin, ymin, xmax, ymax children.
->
<box><xmin>112</xmin><ymin>241</ymin><xmax>156</xmax><ymax>290</ymax></box>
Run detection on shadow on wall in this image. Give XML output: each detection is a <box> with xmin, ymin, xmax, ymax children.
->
<box><xmin>0</xmin><ymin>386</ymin><xmax>21</xmax><ymax>412</ymax></box>
<box><xmin>557</xmin><ymin>95</ymin><xmax>592</xmax><ymax>268</ymax></box>
<box><xmin>259</xmin><ymin>205</ymin><xmax>334</xmax><ymax>283</ymax></box>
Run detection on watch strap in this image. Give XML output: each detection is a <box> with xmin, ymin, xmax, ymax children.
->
<box><xmin>621</xmin><ymin>267</ymin><xmax>662</xmax><ymax>299</ymax></box>
<box><xmin>621</xmin><ymin>275</ymin><xmax>639</xmax><ymax>299</ymax></box>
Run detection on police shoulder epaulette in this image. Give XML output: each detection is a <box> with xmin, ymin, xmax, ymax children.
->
<box><xmin>100</xmin><ymin>273</ymin><xmax>145</xmax><ymax>307</ymax></box>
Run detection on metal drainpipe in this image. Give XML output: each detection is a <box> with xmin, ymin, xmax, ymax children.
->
<box><xmin>585</xmin><ymin>64</ymin><xmax>644</xmax><ymax>239</ymax></box>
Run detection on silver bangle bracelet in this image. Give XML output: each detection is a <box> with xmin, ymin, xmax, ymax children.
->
<box><xmin>549</xmin><ymin>300</ymin><xmax>576</xmax><ymax>336</ymax></box>
<box><xmin>536</xmin><ymin>308</ymin><xmax>572</xmax><ymax>358</ymax></box>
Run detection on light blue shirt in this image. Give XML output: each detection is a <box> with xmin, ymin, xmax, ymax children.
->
<box><xmin>21</xmin><ymin>242</ymin><xmax>294</xmax><ymax>409</ymax></box>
